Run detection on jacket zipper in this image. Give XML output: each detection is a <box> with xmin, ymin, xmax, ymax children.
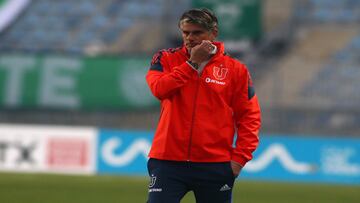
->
<box><xmin>185</xmin><ymin>53</ymin><xmax>218</xmax><ymax>161</ymax></box>
<box><xmin>187</xmin><ymin>77</ymin><xmax>200</xmax><ymax>161</ymax></box>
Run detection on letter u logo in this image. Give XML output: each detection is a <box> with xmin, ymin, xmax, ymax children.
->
<box><xmin>149</xmin><ymin>176</ymin><xmax>156</xmax><ymax>188</ymax></box>
<box><xmin>213</xmin><ymin>66</ymin><xmax>228</xmax><ymax>80</ymax></box>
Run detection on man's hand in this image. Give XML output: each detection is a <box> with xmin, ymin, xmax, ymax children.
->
<box><xmin>189</xmin><ymin>40</ymin><xmax>215</xmax><ymax>64</ymax></box>
<box><xmin>230</xmin><ymin>160</ymin><xmax>243</xmax><ymax>178</ymax></box>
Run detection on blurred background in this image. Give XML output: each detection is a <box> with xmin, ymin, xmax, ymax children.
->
<box><xmin>1</xmin><ymin>0</ymin><xmax>360</xmax><ymax>135</ymax></box>
<box><xmin>0</xmin><ymin>0</ymin><xmax>359</xmax><ymax>203</ymax></box>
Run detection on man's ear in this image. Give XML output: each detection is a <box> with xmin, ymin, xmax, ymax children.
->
<box><xmin>211</xmin><ymin>27</ymin><xmax>218</xmax><ymax>40</ymax></box>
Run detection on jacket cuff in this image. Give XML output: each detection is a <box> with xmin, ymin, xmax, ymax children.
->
<box><xmin>173</xmin><ymin>61</ymin><xmax>197</xmax><ymax>76</ymax></box>
<box><xmin>231</xmin><ymin>154</ymin><xmax>248</xmax><ymax>167</ymax></box>
<box><xmin>184</xmin><ymin>61</ymin><xmax>199</xmax><ymax>72</ymax></box>
<box><xmin>186</xmin><ymin>61</ymin><xmax>200</xmax><ymax>71</ymax></box>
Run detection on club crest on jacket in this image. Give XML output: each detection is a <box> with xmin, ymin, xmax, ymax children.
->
<box><xmin>213</xmin><ymin>66</ymin><xmax>228</xmax><ymax>80</ymax></box>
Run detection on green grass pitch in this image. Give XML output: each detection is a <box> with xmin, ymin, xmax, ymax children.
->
<box><xmin>0</xmin><ymin>173</ymin><xmax>359</xmax><ymax>203</ymax></box>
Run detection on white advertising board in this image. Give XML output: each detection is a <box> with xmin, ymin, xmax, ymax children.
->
<box><xmin>0</xmin><ymin>123</ymin><xmax>97</xmax><ymax>175</ymax></box>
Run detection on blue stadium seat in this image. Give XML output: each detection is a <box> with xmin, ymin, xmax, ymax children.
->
<box><xmin>302</xmin><ymin>32</ymin><xmax>360</xmax><ymax>108</ymax></box>
<box><xmin>0</xmin><ymin>0</ymin><xmax>183</xmax><ymax>54</ymax></box>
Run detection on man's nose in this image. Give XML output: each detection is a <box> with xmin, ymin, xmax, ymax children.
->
<box><xmin>186</xmin><ymin>33</ymin><xmax>195</xmax><ymax>40</ymax></box>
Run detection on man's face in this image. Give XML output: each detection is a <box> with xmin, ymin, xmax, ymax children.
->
<box><xmin>180</xmin><ymin>22</ymin><xmax>217</xmax><ymax>51</ymax></box>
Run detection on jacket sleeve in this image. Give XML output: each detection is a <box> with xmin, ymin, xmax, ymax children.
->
<box><xmin>231</xmin><ymin>64</ymin><xmax>261</xmax><ymax>167</ymax></box>
<box><xmin>146</xmin><ymin>51</ymin><xmax>195</xmax><ymax>100</ymax></box>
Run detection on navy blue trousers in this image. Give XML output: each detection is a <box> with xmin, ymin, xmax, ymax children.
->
<box><xmin>146</xmin><ymin>158</ymin><xmax>236</xmax><ymax>203</ymax></box>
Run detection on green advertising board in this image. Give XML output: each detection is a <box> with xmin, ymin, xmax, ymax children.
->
<box><xmin>0</xmin><ymin>54</ymin><xmax>158</xmax><ymax>110</ymax></box>
<box><xmin>192</xmin><ymin>0</ymin><xmax>262</xmax><ymax>40</ymax></box>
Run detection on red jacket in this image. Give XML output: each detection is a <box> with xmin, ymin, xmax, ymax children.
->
<box><xmin>146</xmin><ymin>42</ymin><xmax>261</xmax><ymax>166</ymax></box>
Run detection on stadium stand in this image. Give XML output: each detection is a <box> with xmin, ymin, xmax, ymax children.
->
<box><xmin>257</xmin><ymin>25</ymin><xmax>359</xmax><ymax>108</ymax></box>
<box><xmin>263</xmin><ymin>0</ymin><xmax>294</xmax><ymax>33</ymax></box>
<box><xmin>258</xmin><ymin>0</ymin><xmax>360</xmax><ymax>135</ymax></box>
<box><xmin>303</xmin><ymin>34</ymin><xmax>360</xmax><ymax>109</ymax></box>
<box><xmin>0</xmin><ymin>0</ymin><xmax>188</xmax><ymax>55</ymax></box>
<box><xmin>295</xmin><ymin>0</ymin><xmax>360</xmax><ymax>23</ymax></box>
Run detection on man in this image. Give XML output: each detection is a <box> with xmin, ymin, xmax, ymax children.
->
<box><xmin>145</xmin><ymin>8</ymin><xmax>261</xmax><ymax>203</ymax></box>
